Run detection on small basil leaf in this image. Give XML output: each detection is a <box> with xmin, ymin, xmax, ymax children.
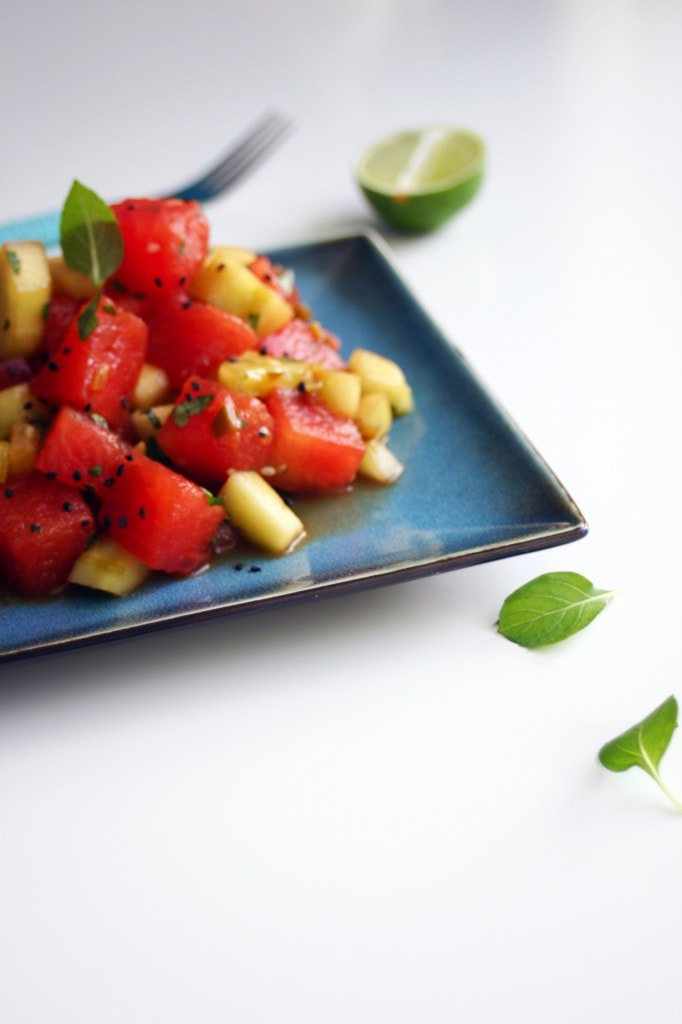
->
<box><xmin>60</xmin><ymin>180</ymin><xmax>123</xmax><ymax>288</ymax></box>
<box><xmin>497</xmin><ymin>571</ymin><xmax>614</xmax><ymax>648</ymax></box>
<box><xmin>599</xmin><ymin>696</ymin><xmax>682</xmax><ymax>811</ymax></box>
<box><xmin>599</xmin><ymin>696</ymin><xmax>677</xmax><ymax>776</ymax></box>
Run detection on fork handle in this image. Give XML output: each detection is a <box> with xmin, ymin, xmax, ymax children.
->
<box><xmin>0</xmin><ymin>211</ymin><xmax>61</xmax><ymax>249</ymax></box>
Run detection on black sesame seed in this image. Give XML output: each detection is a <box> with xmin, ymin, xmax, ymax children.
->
<box><xmin>116</xmin><ymin>464</ymin><xmax>125</xmax><ymax>477</ymax></box>
<box><xmin>4</xmin><ymin>487</ymin><xmax>14</xmax><ymax>498</ymax></box>
<box><xmin>154</xmin><ymin>277</ymin><xmax>163</xmax><ymax>288</ymax></box>
<box><xmin>103</xmin><ymin>478</ymin><xmax>115</xmax><ymax>488</ymax></box>
<box><xmin>248</xmin><ymin>565</ymin><xmax>262</xmax><ymax>573</ymax></box>
<box><xmin>73</xmin><ymin>470</ymin><xmax>82</xmax><ymax>482</ymax></box>
<box><xmin>190</xmin><ymin>380</ymin><xmax>201</xmax><ymax>391</ymax></box>
<box><xmin>80</xmin><ymin>519</ymin><xmax>90</xmax><ymax>528</ymax></box>
<box><xmin>124</xmin><ymin>453</ymin><xmax>134</xmax><ymax>462</ymax></box>
<box><xmin>47</xmin><ymin>361</ymin><xmax>59</xmax><ymax>372</ymax></box>
<box><xmin>138</xmin><ymin>507</ymin><xmax>146</xmax><ymax>519</ymax></box>
<box><xmin>46</xmin><ymin>471</ymin><xmax>58</xmax><ymax>479</ymax></box>
<box><xmin>62</xmin><ymin>502</ymin><xmax>73</xmax><ymax>512</ymax></box>
<box><xmin>102</xmin><ymin>515</ymin><xmax>112</xmax><ymax>529</ymax></box>
<box><xmin>118</xmin><ymin>515</ymin><xmax>127</xmax><ymax>529</ymax></box>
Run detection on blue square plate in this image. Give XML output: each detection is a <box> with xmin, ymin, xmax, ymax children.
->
<box><xmin>0</xmin><ymin>232</ymin><xmax>586</xmax><ymax>662</ymax></box>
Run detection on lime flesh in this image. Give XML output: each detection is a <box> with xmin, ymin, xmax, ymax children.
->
<box><xmin>356</xmin><ymin>127</ymin><xmax>485</xmax><ymax>231</ymax></box>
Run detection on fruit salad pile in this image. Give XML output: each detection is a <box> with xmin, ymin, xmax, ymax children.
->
<box><xmin>0</xmin><ymin>187</ymin><xmax>412</xmax><ymax>598</ymax></box>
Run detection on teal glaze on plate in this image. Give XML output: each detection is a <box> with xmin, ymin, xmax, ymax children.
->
<box><xmin>0</xmin><ymin>232</ymin><xmax>586</xmax><ymax>662</ymax></box>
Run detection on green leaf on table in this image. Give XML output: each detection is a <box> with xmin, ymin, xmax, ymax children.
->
<box><xmin>497</xmin><ymin>571</ymin><xmax>614</xmax><ymax>648</ymax></box>
<box><xmin>60</xmin><ymin>180</ymin><xmax>123</xmax><ymax>288</ymax></box>
<box><xmin>598</xmin><ymin>696</ymin><xmax>682</xmax><ymax>811</ymax></box>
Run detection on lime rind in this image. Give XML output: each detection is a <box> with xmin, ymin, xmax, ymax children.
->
<box><xmin>356</xmin><ymin>126</ymin><xmax>486</xmax><ymax>232</ymax></box>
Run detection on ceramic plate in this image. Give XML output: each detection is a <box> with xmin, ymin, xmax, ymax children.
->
<box><xmin>0</xmin><ymin>232</ymin><xmax>586</xmax><ymax>662</ymax></box>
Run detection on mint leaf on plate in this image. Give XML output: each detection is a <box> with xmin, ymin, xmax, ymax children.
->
<box><xmin>60</xmin><ymin>180</ymin><xmax>123</xmax><ymax>288</ymax></box>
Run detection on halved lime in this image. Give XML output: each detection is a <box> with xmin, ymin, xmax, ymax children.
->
<box><xmin>356</xmin><ymin>126</ymin><xmax>485</xmax><ymax>232</ymax></box>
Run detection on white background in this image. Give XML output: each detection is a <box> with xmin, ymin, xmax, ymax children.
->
<box><xmin>1</xmin><ymin>1</ymin><xmax>682</xmax><ymax>1021</ymax></box>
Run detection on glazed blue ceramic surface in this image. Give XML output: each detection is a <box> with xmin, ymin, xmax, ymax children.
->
<box><xmin>0</xmin><ymin>233</ymin><xmax>586</xmax><ymax>661</ymax></box>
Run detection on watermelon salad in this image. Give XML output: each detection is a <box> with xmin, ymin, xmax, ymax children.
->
<box><xmin>0</xmin><ymin>189</ymin><xmax>413</xmax><ymax>598</ymax></box>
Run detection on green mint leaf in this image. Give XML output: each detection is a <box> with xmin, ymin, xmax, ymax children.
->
<box><xmin>60</xmin><ymin>180</ymin><xmax>123</xmax><ymax>288</ymax></box>
<box><xmin>598</xmin><ymin>696</ymin><xmax>682</xmax><ymax>811</ymax></box>
<box><xmin>497</xmin><ymin>571</ymin><xmax>614</xmax><ymax>648</ymax></box>
<box><xmin>77</xmin><ymin>296</ymin><xmax>100</xmax><ymax>340</ymax></box>
<box><xmin>5</xmin><ymin>249</ymin><xmax>21</xmax><ymax>275</ymax></box>
<box><xmin>172</xmin><ymin>394</ymin><xmax>214</xmax><ymax>427</ymax></box>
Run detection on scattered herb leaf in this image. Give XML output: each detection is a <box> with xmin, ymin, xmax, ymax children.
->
<box><xmin>173</xmin><ymin>394</ymin><xmax>214</xmax><ymax>427</ymax></box>
<box><xmin>77</xmin><ymin>296</ymin><xmax>100</xmax><ymax>340</ymax></box>
<box><xmin>497</xmin><ymin>571</ymin><xmax>614</xmax><ymax>648</ymax></box>
<box><xmin>598</xmin><ymin>696</ymin><xmax>682</xmax><ymax>811</ymax></box>
<box><xmin>145</xmin><ymin>408</ymin><xmax>162</xmax><ymax>429</ymax></box>
<box><xmin>60</xmin><ymin>180</ymin><xmax>123</xmax><ymax>288</ymax></box>
<box><xmin>5</xmin><ymin>249</ymin><xmax>21</xmax><ymax>275</ymax></box>
<box><xmin>143</xmin><ymin>435</ymin><xmax>173</xmax><ymax>467</ymax></box>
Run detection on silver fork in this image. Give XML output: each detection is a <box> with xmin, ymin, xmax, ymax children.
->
<box><xmin>0</xmin><ymin>111</ymin><xmax>293</xmax><ymax>249</ymax></box>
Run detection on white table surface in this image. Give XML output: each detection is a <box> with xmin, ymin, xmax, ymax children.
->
<box><xmin>1</xmin><ymin>1</ymin><xmax>681</xmax><ymax>1021</ymax></box>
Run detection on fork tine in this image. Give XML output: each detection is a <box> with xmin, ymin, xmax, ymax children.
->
<box><xmin>0</xmin><ymin>113</ymin><xmax>294</xmax><ymax>248</ymax></box>
<box><xmin>171</xmin><ymin>112</ymin><xmax>293</xmax><ymax>203</ymax></box>
<box><xmin>193</xmin><ymin>118</ymin><xmax>292</xmax><ymax>196</ymax></box>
